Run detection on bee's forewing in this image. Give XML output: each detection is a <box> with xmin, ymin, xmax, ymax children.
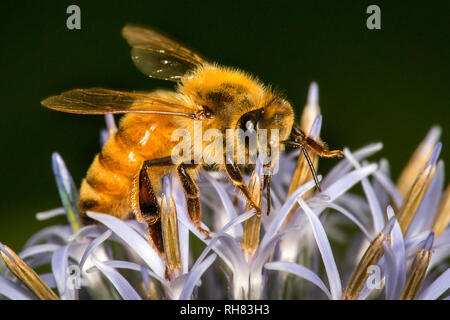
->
<box><xmin>41</xmin><ymin>88</ymin><xmax>198</xmax><ymax>118</ymax></box>
<box><xmin>122</xmin><ymin>24</ymin><xmax>206</xmax><ymax>81</ymax></box>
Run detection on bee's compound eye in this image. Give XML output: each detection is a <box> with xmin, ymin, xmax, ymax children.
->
<box><xmin>238</xmin><ymin>109</ymin><xmax>263</xmax><ymax>132</ymax></box>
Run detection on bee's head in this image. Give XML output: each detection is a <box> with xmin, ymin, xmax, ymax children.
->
<box><xmin>248</xmin><ymin>95</ymin><xmax>294</xmax><ymax>143</ymax></box>
<box><xmin>180</xmin><ymin>65</ymin><xmax>294</xmax><ymax>165</ymax></box>
<box><xmin>182</xmin><ymin>65</ymin><xmax>293</xmax><ymax>136</ymax></box>
<box><xmin>231</xmin><ymin>94</ymin><xmax>294</xmax><ymax>167</ymax></box>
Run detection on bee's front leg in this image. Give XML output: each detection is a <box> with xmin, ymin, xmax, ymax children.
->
<box><xmin>224</xmin><ymin>160</ymin><xmax>262</xmax><ymax>216</ymax></box>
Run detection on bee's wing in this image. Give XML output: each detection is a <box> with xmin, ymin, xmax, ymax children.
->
<box><xmin>42</xmin><ymin>88</ymin><xmax>199</xmax><ymax>118</ymax></box>
<box><xmin>122</xmin><ymin>24</ymin><xmax>206</xmax><ymax>81</ymax></box>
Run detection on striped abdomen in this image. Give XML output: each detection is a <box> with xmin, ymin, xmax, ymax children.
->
<box><xmin>78</xmin><ymin>113</ymin><xmax>180</xmax><ymax>222</ymax></box>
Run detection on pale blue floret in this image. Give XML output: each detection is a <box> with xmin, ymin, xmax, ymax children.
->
<box><xmin>1</xmin><ymin>84</ymin><xmax>449</xmax><ymax>300</ymax></box>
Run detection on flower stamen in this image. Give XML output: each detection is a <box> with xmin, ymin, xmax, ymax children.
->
<box><xmin>399</xmin><ymin>233</ymin><xmax>434</xmax><ymax>300</ymax></box>
<box><xmin>342</xmin><ymin>218</ymin><xmax>395</xmax><ymax>300</ymax></box>
<box><xmin>431</xmin><ymin>184</ymin><xmax>450</xmax><ymax>237</ymax></box>
<box><xmin>397</xmin><ymin>143</ymin><xmax>441</xmax><ymax>233</ymax></box>
<box><xmin>160</xmin><ymin>177</ymin><xmax>182</xmax><ymax>279</ymax></box>
<box><xmin>286</xmin><ymin>86</ymin><xmax>321</xmax><ymax>201</ymax></box>
<box><xmin>242</xmin><ymin>156</ymin><xmax>263</xmax><ymax>258</ymax></box>
<box><xmin>396</xmin><ymin>126</ymin><xmax>441</xmax><ymax>197</ymax></box>
<box><xmin>0</xmin><ymin>243</ymin><xmax>59</xmax><ymax>300</ymax></box>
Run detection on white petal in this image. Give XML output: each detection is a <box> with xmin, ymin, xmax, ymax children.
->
<box><xmin>201</xmin><ymin>170</ymin><xmax>242</xmax><ymax>236</ymax></box>
<box><xmin>407</xmin><ymin>160</ymin><xmax>445</xmax><ymax>238</ymax></box>
<box><xmin>307</xmin><ymin>82</ymin><xmax>319</xmax><ymax>107</ymax></box>
<box><xmin>323</xmin><ymin>164</ymin><xmax>378</xmax><ymax>202</ymax></box>
<box><xmin>140</xmin><ymin>265</ymin><xmax>150</xmax><ymax>294</ymax></box>
<box><xmin>310</xmin><ymin>200</ymin><xmax>371</xmax><ymax>239</ymax></box>
<box><xmin>174</xmin><ymin>187</ymin><xmax>211</xmax><ymax>241</ymax></box>
<box><xmin>24</xmin><ymin>225</ymin><xmax>72</xmax><ymax>248</ymax></box>
<box><xmin>253</xmin><ymin>226</ymin><xmax>295</xmax><ymax>272</ymax></box>
<box><xmin>385</xmin><ymin>207</ymin><xmax>406</xmax><ymax>299</ymax></box>
<box><xmin>52</xmin><ymin>153</ymin><xmax>81</xmax><ymax>230</ymax></box>
<box><xmin>372</xmin><ymin>170</ymin><xmax>403</xmax><ymax>208</ymax></box>
<box><xmin>430</xmin><ymin>245</ymin><xmax>450</xmax><ymax>269</ymax></box>
<box><xmin>68</xmin><ymin>225</ymin><xmax>106</xmax><ymax>241</ymax></box>
<box><xmin>372</xmin><ymin>159</ymin><xmax>391</xmax><ymax>210</ymax></box>
<box><xmin>383</xmin><ymin>240</ymin><xmax>399</xmax><ymax>300</ymax></box>
<box><xmin>178</xmin><ymin>254</ymin><xmax>217</xmax><ymax>300</ymax></box>
<box><xmin>192</xmin><ymin>210</ymin><xmax>255</xmax><ymax>271</ymax></box>
<box><xmin>418</xmin><ymin>268</ymin><xmax>450</xmax><ymax>300</ymax></box>
<box><xmin>334</xmin><ymin>194</ymin><xmax>371</xmax><ymax>226</ymax></box>
<box><xmin>215</xmin><ymin>234</ymin><xmax>248</xmax><ymax>274</ymax></box>
<box><xmin>91</xmin><ymin>258</ymin><xmax>142</xmax><ymax>300</ymax></box>
<box><xmin>104</xmin><ymin>114</ymin><xmax>117</xmax><ymax>135</ymax></box>
<box><xmin>309</xmin><ymin>114</ymin><xmax>322</xmax><ymax>138</ymax></box>
<box><xmin>87</xmin><ymin>211</ymin><xmax>165</xmax><ymax>277</ymax></box>
<box><xmin>343</xmin><ymin>148</ymin><xmax>384</xmax><ymax>233</ymax></box>
<box><xmin>100</xmin><ymin>129</ymin><xmax>109</xmax><ymax>147</ymax></box>
<box><xmin>79</xmin><ymin>230</ymin><xmax>112</xmax><ymax>271</ymax></box>
<box><xmin>39</xmin><ymin>273</ymin><xmax>57</xmax><ymax>288</ymax></box>
<box><xmin>260</xmin><ymin>178</ymin><xmax>316</xmax><ymax>249</ymax></box>
<box><xmin>0</xmin><ymin>277</ymin><xmax>34</xmax><ymax>300</ymax></box>
<box><xmin>19</xmin><ymin>244</ymin><xmax>60</xmax><ymax>260</ymax></box>
<box><xmin>265</xmin><ymin>261</ymin><xmax>332</xmax><ymax>299</ymax></box>
<box><xmin>35</xmin><ymin>207</ymin><xmax>65</xmax><ymax>221</ymax></box>
<box><xmin>51</xmin><ymin>244</ymin><xmax>74</xmax><ymax>300</ymax></box>
<box><xmin>322</xmin><ymin>143</ymin><xmax>382</xmax><ymax>188</ymax></box>
<box><xmin>178</xmin><ymin>218</ymin><xmax>190</xmax><ymax>274</ymax></box>
<box><xmin>298</xmin><ymin>199</ymin><xmax>342</xmax><ymax>299</ymax></box>
<box><xmin>101</xmin><ymin>260</ymin><xmax>167</xmax><ymax>287</ymax></box>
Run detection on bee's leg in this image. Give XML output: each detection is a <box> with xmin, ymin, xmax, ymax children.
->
<box><xmin>263</xmin><ymin>172</ymin><xmax>272</xmax><ymax>216</ymax></box>
<box><xmin>291</xmin><ymin>124</ymin><xmax>343</xmax><ymax>158</ymax></box>
<box><xmin>300</xmin><ymin>145</ymin><xmax>323</xmax><ymax>193</ymax></box>
<box><xmin>224</xmin><ymin>161</ymin><xmax>262</xmax><ymax>215</ymax></box>
<box><xmin>291</xmin><ymin>124</ymin><xmax>306</xmax><ymax>139</ymax></box>
<box><xmin>177</xmin><ymin>164</ymin><xmax>210</xmax><ymax>239</ymax></box>
<box><xmin>132</xmin><ymin>162</ymin><xmax>164</xmax><ymax>254</ymax></box>
<box><xmin>304</xmin><ymin>136</ymin><xmax>344</xmax><ymax>158</ymax></box>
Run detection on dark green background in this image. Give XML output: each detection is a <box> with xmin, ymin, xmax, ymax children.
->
<box><xmin>1</xmin><ymin>1</ymin><xmax>449</xmax><ymax>250</ymax></box>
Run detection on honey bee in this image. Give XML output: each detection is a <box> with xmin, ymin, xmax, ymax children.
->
<box><xmin>42</xmin><ymin>24</ymin><xmax>342</xmax><ymax>251</ymax></box>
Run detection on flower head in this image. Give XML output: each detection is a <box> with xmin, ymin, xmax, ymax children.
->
<box><xmin>1</xmin><ymin>83</ymin><xmax>448</xmax><ymax>300</ymax></box>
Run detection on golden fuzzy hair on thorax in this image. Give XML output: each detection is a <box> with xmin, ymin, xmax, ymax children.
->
<box><xmin>179</xmin><ymin>63</ymin><xmax>265</xmax><ymax>101</ymax></box>
<box><xmin>178</xmin><ymin>64</ymin><xmax>274</xmax><ymax>129</ymax></box>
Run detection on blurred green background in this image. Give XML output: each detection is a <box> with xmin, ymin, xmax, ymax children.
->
<box><xmin>0</xmin><ymin>1</ymin><xmax>448</xmax><ymax>250</ymax></box>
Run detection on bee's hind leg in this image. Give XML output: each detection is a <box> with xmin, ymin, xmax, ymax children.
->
<box><xmin>134</xmin><ymin>157</ymin><xmax>210</xmax><ymax>251</ymax></box>
<box><xmin>132</xmin><ymin>161</ymin><xmax>164</xmax><ymax>254</ymax></box>
<box><xmin>177</xmin><ymin>164</ymin><xmax>211</xmax><ymax>239</ymax></box>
